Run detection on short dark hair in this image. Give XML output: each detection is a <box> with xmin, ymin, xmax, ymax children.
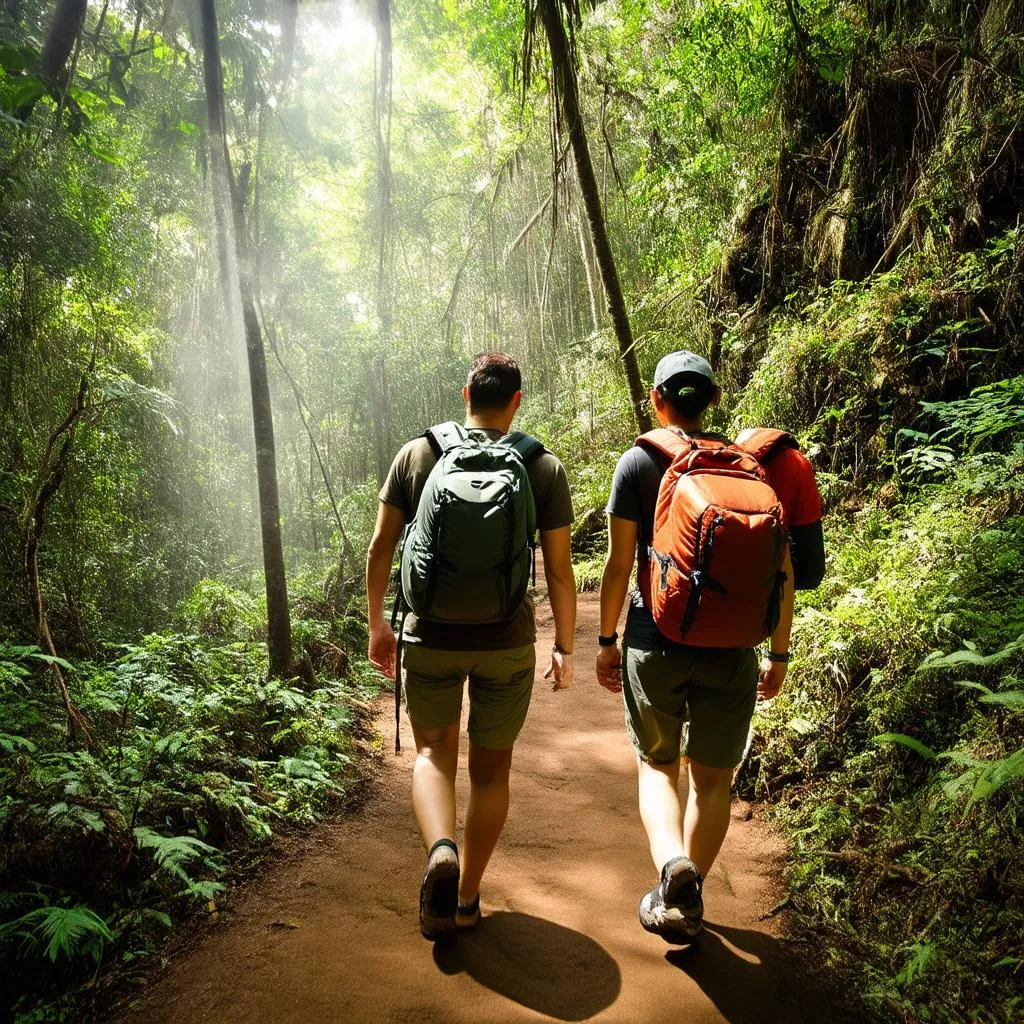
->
<box><xmin>466</xmin><ymin>352</ymin><xmax>522</xmax><ymax>410</ymax></box>
<box><xmin>658</xmin><ymin>372</ymin><xmax>719</xmax><ymax>421</ymax></box>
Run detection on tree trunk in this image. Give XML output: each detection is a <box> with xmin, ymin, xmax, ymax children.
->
<box><xmin>199</xmin><ymin>0</ymin><xmax>293</xmax><ymax>678</ymax></box>
<box><xmin>537</xmin><ymin>0</ymin><xmax>650</xmax><ymax>432</ymax></box>
<box><xmin>280</xmin><ymin>0</ymin><xmax>298</xmax><ymax>82</ymax></box>
<box><xmin>16</xmin><ymin>0</ymin><xmax>87</xmax><ymax>118</ymax></box>
<box><xmin>22</xmin><ymin>357</ymin><xmax>97</xmax><ymax>747</ymax></box>
<box><xmin>39</xmin><ymin>0</ymin><xmax>87</xmax><ymax>83</ymax></box>
<box><xmin>576</xmin><ymin>213</ymin><xmax>600</xmax><ymax>335</ymax></box>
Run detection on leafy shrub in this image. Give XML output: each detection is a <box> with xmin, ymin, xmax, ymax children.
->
<box><xmin>0</xmin><ymin>599</ymin><xmax>379</xmax><ymax>1017</ymax></box>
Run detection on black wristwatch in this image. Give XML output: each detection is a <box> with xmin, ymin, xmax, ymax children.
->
<box><xmin>598</xmin><ymin>632</ymin><xmax>619</xmax><ymax>647</ymax></box>
<box><xmin>767</xmin><ymin>651</ymin><xmax>792</xmax><ymax>664</ymax></box>
<box><xmin>553</xmin><ymin>642</ymin><xmax>574</xmax><ymax>656</ymax></box>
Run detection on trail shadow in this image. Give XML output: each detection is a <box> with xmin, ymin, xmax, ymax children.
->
<box><xmin>433</xmin><ymin>911</ymin><xmax>621</xmax><ymax>1021</ymax></box>
<box><xmin>665</xmin><ymin>921</ymin><xmax>834</xmax><ymax>1024</ymax></box>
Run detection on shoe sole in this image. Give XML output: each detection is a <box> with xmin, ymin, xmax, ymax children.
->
<box><xmin>454</xmin><ymin>908</ymin><xmax>480</xmax><ymax>931</ymax></box>
<box><xmin>662</xmin><ymin>858</ymin><xmax>702</xmax><ymax>910</ymax></box>
<box><xmin>420</xmin><ymin>856</ymin><xmax>459</xmax><ymax>940</ymax></box>
<box><xmin>638</xmin><ymin>893</ymin><xmax>703</xmax><ymax>945</ymax></box>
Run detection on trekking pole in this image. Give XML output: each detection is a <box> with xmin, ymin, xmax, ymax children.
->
<box><xmin>390</xmin><ymin>588</ymin><xmax>407</xmax><ymax>755</ymax></box>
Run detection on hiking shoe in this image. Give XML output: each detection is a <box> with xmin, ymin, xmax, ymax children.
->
<box><xmin>419</xmin><ymin>838</ymin><xmax>459</xmax><ymax>940</ymax></box>
<box><xmin>454</xmin><ymin>894</ymin><xmax>481</xmax><ymax>931</ymax></box>
<box><xmin>638</xmin><ymin>855</ymin><xmax>703</xmax><ymax>944</ymax></box>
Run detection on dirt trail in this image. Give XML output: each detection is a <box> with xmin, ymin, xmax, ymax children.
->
<box><xmin>117</xmin><ymin>594</ymin><xmax>825</xmax><ymax>1024</ymax></box>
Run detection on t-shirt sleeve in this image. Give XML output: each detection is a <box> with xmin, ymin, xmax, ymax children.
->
<box><xmin>378</xmin><ymin>441</ymin><xmax>420</xmax><ymax>521</ymax></box>
<box><xmin>534</xmin><ymin>455</ymin><xmax>574</xmax><ymax>532</ymax></box>
<box><xmin>768</xmin><ymin>447</ymin><xmax>823</xmax><ymax>528</ymax></box>
<box><xmin>605</xmin><ymin>448</ymin><xmax>643</xmax><ymax>522</ymax></box>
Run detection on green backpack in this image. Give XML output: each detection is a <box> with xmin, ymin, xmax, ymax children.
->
<box><xmin>399</xmin><ymin>422</ymin><xmax>543</xmax><ymax>624</ymax></box>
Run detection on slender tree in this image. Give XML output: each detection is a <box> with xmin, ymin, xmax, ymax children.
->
<box><xmin>198</xmin><ymin>0</ymin><xmax>293</xmax><ymax>677</ymax></box>
<box><xmin>532</xmin><ymin>0</ymin><xmax>651</xmax><ymax>431</ymax></box>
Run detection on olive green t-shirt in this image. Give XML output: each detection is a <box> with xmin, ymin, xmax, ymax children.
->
<box><xmin>379</xmin><ymin>427</ymin><xmax>573</xmax><ymax>650</ymax></box>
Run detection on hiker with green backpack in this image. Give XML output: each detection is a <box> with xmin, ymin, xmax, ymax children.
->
<box><xmin>596</xmin><ymin>350</ymin><xmax>824</xmax><ymax>945</ymax></box>
<box><xmin>366</xmin><ymin>352</ymin><xmax>576</xmax><ymax>940</ymax></box>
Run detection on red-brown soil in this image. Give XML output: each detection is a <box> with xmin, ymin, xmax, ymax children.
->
<box><xmin>115</xmin><ymin>593</ymin><xmax>827</xmax><ymax>1023</ymax></box>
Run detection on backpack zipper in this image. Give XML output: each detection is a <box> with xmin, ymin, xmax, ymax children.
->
<box><xmin>678</xmin><ymin>513</ymin><xmax>724</xmax><ymax>638</ymax></box>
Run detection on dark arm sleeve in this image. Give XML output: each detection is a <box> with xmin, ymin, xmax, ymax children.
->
<box><xmin>605</xmin><ymin>448</ymin><xmax>642</xmax><ymax>522</ymax></box>
<box><xmin>790</xmin><ymin>520</ymin><xmax>825</xmax><ymax>590</ymax></box>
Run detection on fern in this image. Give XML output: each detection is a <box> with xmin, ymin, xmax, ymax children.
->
<box><xmin>873</xmin><ymin>733</ymin><xmax>937</xmax><ymax>760</ymax></box>
<box><xmin>133</xmin><ymin>827</ymin><xmax>219</xmax><ymax>883</ymax></box>
<box><xmin>894</xmin><ymin>942</ymin><xmax>937</xmax><ymax>989</ymax></box>
<box><xmin>0</xmin><ymin>733</ymin><xmax>36</xmax><ymax>753</ymax></box>
<box><xmin>917</xmin><ymin>634</ymin><xmax>1024</xmax><ymax>673</ymax></box>
<box><xmin>0</xmin><ymin>904</ymin><xmax>112</xmax><ymax>963</ymax></box>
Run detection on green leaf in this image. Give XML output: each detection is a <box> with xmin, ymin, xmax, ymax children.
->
<box><xmin>978</xmin><ymin>690</ymin><xmax>1024</xmax><ymax>710</ymax></box>
<box><xmin>873</xmin><ymin>733</ymin><xmax>937</xmax><ymax>760</ymax></box>
<box><xmin>0</xmin><ymin>43</ymin><xmax>40</xmax><ymax>75</ymax></box>
<box><xmin>0</xmin><ymin>733</ymin><xmax>37</xmax><ymax>753</ymax></box>
<box><xmin>37</xmin><ymin>906</ymin><xmax>112</xmax><ymax>962</ymax></box>
<box><xmin>85</xmin><ymin>140</ymin><xmax>125</xmax><ymax>166</ymax></box>
<box><xmin>788</xmin><ymin>716</ymin><xmax>816</xmax><ymax>735</ymax></box>
<box><xmin>1</xmin><ymin>77</ymin><xmax>45</xmax><ymax>114</ymax></box>
<box><xmin>134</xmin><ymin>827</ymin><xmax>219</xmax><ymax>882</ymax></box>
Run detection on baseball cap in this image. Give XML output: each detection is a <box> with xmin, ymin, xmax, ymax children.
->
<box><xmin>653</xmin><ymin>351</ymin><xmax>717</xmax><ymax>392</ymax></box>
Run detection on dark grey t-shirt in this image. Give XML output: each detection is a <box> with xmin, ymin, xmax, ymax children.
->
<box><xmin>380</xmin><ymin>427</ymin><xmax>573</xmax><ymax>650</ymax></box>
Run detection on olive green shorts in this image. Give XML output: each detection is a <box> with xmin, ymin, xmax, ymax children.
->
<box><xmin>402</xmin><ymin>643</ymin><xmax>537</xmax><ymax>750</ymax></box>
<box><xmin>623</xmin><ymin>643</ymin><xmax>759</xmax><ymax>769</ymax></box>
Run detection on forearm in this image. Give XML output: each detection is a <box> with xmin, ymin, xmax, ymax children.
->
<box><xmin>546</xmin><ymin>571</ymin><xmax>577</xmax><ymax>652</ymax></box>
<box><xmin>599</xmin><ymin>561</ymin><xmax>632</xmax><ymax>637</ymax></box>
<box><xmin>366</xmin><ymin>544</ymin><xmax>394</xmax><ymax>628</ymax></box>
<box><xmin>769</xmin><ymin>548</ymin><xmax>795</xmax><ymax>654</ymax></box>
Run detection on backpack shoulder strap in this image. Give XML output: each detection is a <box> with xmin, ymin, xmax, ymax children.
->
<box><xmin>424</xmin><ymin>421</ymin><xmax>469</xmax><ymax>457</ymax></box>
<box><xmin>500</xmin><ymin>431</ymin><xmax>546</xmax><ymax>463</ymax></box>
<box><xmin>734</xmin><ymin>427</ymin><xmax>799</xmax><ymax>463</ymax></box>
<box><xmin>635</xmin><ymin>427</ymin><xmax>695</xmax><ymax>462</ymax></box>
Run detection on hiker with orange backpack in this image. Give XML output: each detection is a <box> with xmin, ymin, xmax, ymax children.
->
<box><xmin>596</xmin><ymin>351</ymin><xmax>824</xmax><ymax>944</ymax></box>
<box><xmin>367</xmin><ymin>352</ymin><xmax>576</xmax><ymax>941</ymax></box>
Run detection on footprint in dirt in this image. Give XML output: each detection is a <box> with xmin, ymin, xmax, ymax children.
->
<box><xmin>432</xmin><ymin>911</ymin><xmax>621</xmax><ymax>1021</ymax></box>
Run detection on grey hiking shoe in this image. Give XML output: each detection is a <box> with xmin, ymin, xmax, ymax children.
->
<box><xmin>419</xmin><ymin>838</ymin><xmax>459</xmax><ymax>940</ymax></box>
<box><xmin>638</xmin><ymin>855</ymin><xmax>703</xmax><ymax>944</ymax></box>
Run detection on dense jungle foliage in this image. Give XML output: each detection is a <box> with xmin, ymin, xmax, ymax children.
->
<box><xmin>1</xmin><ymin>0</ymin><xmax>1021</xmax><ymax>1020</ymax></box>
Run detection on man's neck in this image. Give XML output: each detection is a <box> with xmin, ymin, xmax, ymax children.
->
<box><xmin>465</xmin><ymin>413</ymin><xmax>512</xmax><ymax>433</ymax></box>
<box><xmin>665</xmin><ymin>417</ymin><xmax>705</xmax><ymax>434</ymax></box>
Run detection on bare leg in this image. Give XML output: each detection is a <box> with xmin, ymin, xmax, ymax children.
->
<box><xmin>458</xmin><ymin>743</ymin><xmax>514</xmax><ymax>903</ymax></box>
<box><xmin>637</xmin><ymin>755</ymin><xmax>686</xmax><ymax>870</ymax></box>
<box><xmin>683</xmin><ymin>759</ymin><xmax>734</xmax><ymax>877</ymax></box>
<box><xmin>411</xmin><ymin>721</ymin><xmax>461</xmax><ymax>850</ymax></box>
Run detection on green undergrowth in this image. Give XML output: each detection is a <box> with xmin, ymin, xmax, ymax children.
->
<box><xmin>730</xmin><ymin>227</ymin><xmax>1023</xmax><ymax>483</ymax></box>
<box><xmin>743</xmin><ymin>443</ymin><xmax>1024</xmax><ymax>1022</ymax></box>
<box><xmin>0</xmin><ymin>575</ymin><xmax>379</xmax><ymax>1021</ymax></box>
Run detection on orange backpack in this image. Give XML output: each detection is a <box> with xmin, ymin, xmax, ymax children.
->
<box><xmin>636</xmin><ymin>428</ymin><xmax>789</xmax><ymax>648</ymax></box>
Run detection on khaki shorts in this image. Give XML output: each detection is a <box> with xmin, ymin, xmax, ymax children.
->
<box><xmin>402</xmin><ymin>643</ymin><xmax>536</xmax><ymax>750</ymax></box>
<box><xmin>623</xmin><ymin>643</ymin><xmax>758</xmax><ymax>768</ymax></box>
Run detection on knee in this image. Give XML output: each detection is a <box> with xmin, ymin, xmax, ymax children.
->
<box><xmin>688</xmin><ymin>759</ymin><xmax>733</xmax><ymax>795</ymax></box>
<box><xmin>468</xmin><ymin>747</ymin><xmax>513</xmax><ymax>788</ymax></box>
<box><xmin>414</xmin><ymin>723</ymin><xmax>459</xmax><ymax>768</ymax></box>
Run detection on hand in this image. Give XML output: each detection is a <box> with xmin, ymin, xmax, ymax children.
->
<box><xmin>757</xmin><ymin>657</ymin><xmax>788</xmax><ymax>701</ymax></box>
<box><xmin>368</xmin><ymin>621</ymin><xmax>397</xmax><ymax>678</ymax></box>
<box><xmin>596</xmin><ymin>644</ymin><xmax>622</xmax><ymax>694</ymax></box>
<box><xmin>544</xmin><ymin>650</ymin><xmax>574</xmax><ymax>691</ymax></box>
